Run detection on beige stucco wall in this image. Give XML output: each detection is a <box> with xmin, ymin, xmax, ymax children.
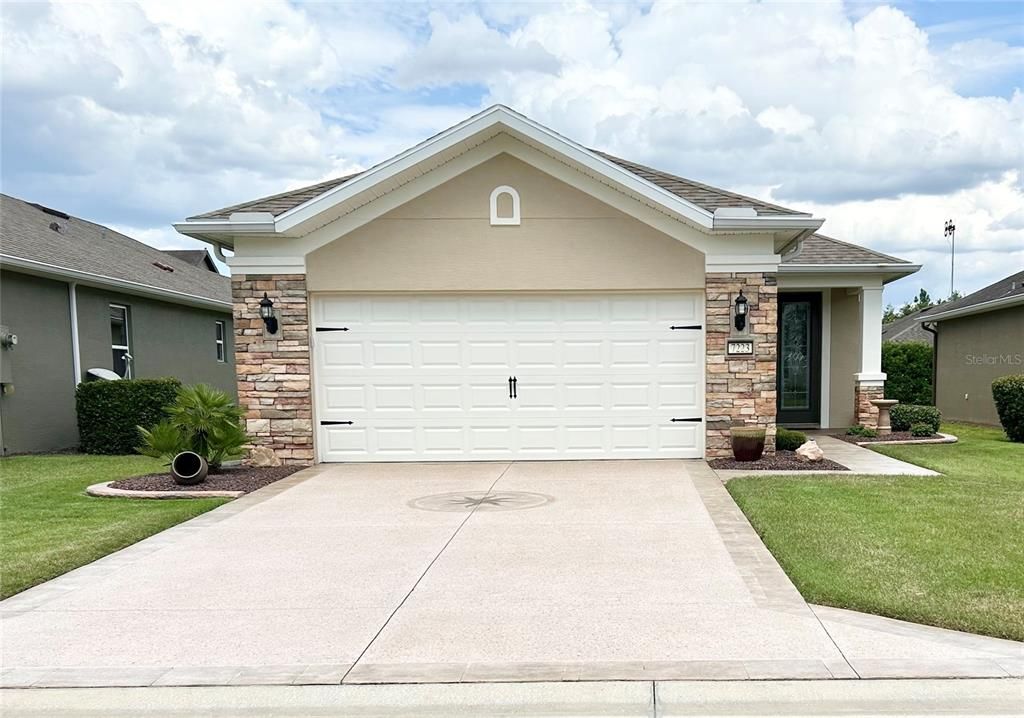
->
<box><xmin>935</xmin><ymin>306</ymin><xmax>1024</xmax><ymax>425</ymax></box>
<box><xmin>829</xmin><ymin>288</ymin><xmax>861</xmax><ymax>428</ymax></box>
<box><xmin>306</xmin><ymin>153</ymin><xmax>705</xmax><ymax>292</ymax></box>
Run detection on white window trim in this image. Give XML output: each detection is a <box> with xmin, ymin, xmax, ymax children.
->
<box><xmin>489</xmin><ymin>185</ymin><xmax>520</xmax><ymax>226</ymax></box>
<box><xmin>215</xmin><ymin>320</ymin><xmax>226</xmax><ymax>363</ymax></box>
<box><xmin>110</xmin><ymin>303</ymin><xmax>133</xmax><ymax>379</ymax></box>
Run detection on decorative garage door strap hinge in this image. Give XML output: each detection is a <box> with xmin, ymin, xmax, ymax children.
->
<box><xmin>670</xmin><ymin>417</ymin><xmax>703</xmax><ymax>422</ymax></box>
<box><xmin>320</xmin><ymin>420</ymin><xmax>354</xmax><ymax>426</ymax></box>
<box><xmin>670</xmin><ymin>325</ymin><xmax>702</xmax><ymax>330</ymax></box>
<box><xmin>508</xmin><ymin>376</ymin><xmax>518</xmax><ymax>399</ymax></box>
<box><xmin>315</xmin><ymin>327</ymin><xmax>349</xmax><ymax>332</ymax></box>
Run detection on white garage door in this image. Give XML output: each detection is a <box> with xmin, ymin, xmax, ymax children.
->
<box><xmin>312</xmin><ymin>293</ymin><xmax>704</xmax><ymax>462</ymax></box>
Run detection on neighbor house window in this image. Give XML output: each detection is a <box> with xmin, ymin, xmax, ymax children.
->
<box><xmin>215</xmin><ymin>320</ymin><xmax>226</xmax><ymax>362</ymax></box>
<box><xmin>110</xmin><ymin>304</ymin><xmax>132</xmax><ymax>378</ymax></box>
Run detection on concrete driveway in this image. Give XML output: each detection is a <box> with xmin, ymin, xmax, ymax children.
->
<box><xmin>2</xmin><ymin>460</ymin><xmax>1021</xmax><ymax>688</ymax></box>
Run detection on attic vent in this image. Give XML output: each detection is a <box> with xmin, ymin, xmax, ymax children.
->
<box><xmin>30</xmin><ymin>203</ymin><xmax>71</xmax><ymax>220</ymax></box>
<box><xmin>49</xmin><ymin>222</ymin><xmax>61</xmax><ymax>233</ymax></box>
<box><xmin>152</xmin><ymin>261</ymin><xmax>175</xmax><ymax>272</ymax></box>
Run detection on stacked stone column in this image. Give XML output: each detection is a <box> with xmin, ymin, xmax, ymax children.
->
<box><xmin>232</xmin><ymin>274</ymin><xmax>314</xmax><ymax>465</ymax></box>
<box><xmin>854</xmin><ymin>382</ymin><xmax>885</xmax><ymax>429</ymax></box>
<box><xmin>705</xmin><ymin>272</ymin><xmax>778</xmax><ymax>458</ymax></box>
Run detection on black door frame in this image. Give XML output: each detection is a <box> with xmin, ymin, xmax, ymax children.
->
<box><xmin>777</xmin><ymin>292</ymin><xmax>822</xmax><ymax>426</ymax></box>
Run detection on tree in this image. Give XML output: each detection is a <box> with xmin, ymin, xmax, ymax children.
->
<box><xmin>883</xmin><ymin>304</ymin><xmax>898</xmax><ymax>323</ymax></box>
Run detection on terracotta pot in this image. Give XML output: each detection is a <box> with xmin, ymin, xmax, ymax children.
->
<box><xmin>730</xmin><ymin>427</ymin><xmax>766</xmax><ymax>462</ymax></box>
<box><xmin>171</xmin><ymin>451</ymin><xmax>208</xmax><ymax>486</ymax></box>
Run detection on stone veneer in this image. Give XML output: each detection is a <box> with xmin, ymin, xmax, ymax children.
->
<box><xmin>705</xmin><ymin>272</ymin><xmax>778</xmax><ymax>458</ymax></box>
<box><xmin>232</xmin><ymin>274</ymin><xmax>314</xmax><ymax>465</ymax></box>
<box><xmin>854</xmin><ymin>382</ymin><xmax>885</xmax><ymax>429</ymax></box>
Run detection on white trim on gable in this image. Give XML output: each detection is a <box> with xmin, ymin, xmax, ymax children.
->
<box><xmin>174</xmin><ymin>105</ymin><xmax>823</xmax><ymax>247</ymax></box>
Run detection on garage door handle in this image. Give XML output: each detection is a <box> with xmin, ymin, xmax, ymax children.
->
<box><xmin>320</xmin><ymin>420</ymin><xmax>354</xmax><ymax>426</ymax></box>
<box><xmin>670</xmin><ymin>417</ymin><xmax>702</xmax><ymax>422</ymax></box>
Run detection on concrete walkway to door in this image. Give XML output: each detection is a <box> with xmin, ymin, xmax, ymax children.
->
<box><xmin>1</xmin><ymin>461</ymin><xmax>1020</xmax><ymax>688</ymax></box>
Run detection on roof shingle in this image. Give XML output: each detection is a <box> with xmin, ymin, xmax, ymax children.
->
<box><xmin>1</xmin><ymin>194</ymin><xmax>230</xmax><ymax>305</ymax></box>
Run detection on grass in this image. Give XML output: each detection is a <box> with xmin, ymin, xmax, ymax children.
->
<box><xmin>727</xmin><ymin>423</ymin><xmax>1024</xmax><ymax>641</ymax></box>
<box><xmin>0</xmin><ymin>454</ymin><xmax>227</xmax><ymax>599</ymax></box>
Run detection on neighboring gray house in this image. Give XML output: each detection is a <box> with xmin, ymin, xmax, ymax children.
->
<box><xmin>882</xmin><ymin>307</ymin><xmax>935</xmax><ymax>345</ymax></box>
<box><xmin>923</xmin><ymin>271</ymin><xmax>1024</xmax><ymax>425</ymax></box>
<box><xmin>0</xmin><ymin>194</ymin><xmax>235</xmax><ymax>455</ymax></box>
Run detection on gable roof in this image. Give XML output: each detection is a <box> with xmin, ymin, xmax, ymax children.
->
<box><xmin>163</xmin><ymin>249</ymin><xmax>219</xmax><ymax>272</ymax></box>
<box><xmin>176</xmin><ymin>105</ymin><xmax>823</xmax><ymax>244</ymax></box>
<box><xmin>882</xmin><ymin>307</ymin><xmax>936</xmax><ymax>344</ymax></box>
<box><xmin>0</xmin><ymin>194</ymin><xmax>230</xmax><ymax>309</ymax></box>
<box><xmin>925</xmin><ymin>270</ymin><xmax>1024</xmax><ymax>322</ymax></box>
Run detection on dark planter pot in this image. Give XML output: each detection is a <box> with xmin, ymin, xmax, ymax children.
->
<box><xmin>730</xmin><ymin>427</ymin><xmax>766</xmax><ymax>462</ymax></box>
<box><xmin>171</xmin><ymin>451</ymin><xmax>208</xmax><ymax>486</ymax></box>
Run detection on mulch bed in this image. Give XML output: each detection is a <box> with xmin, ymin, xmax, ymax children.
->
<box><xmin>833</xmin><ymin>431</ymin><xmax>942</xmax><ymax>445</ymax></box>
<box><xmin>110</xmin><ymin>465</ymin><xmax>302</xmax><ymax>494</ymax></box>
<box><xmin>708</xmin><ymin>450</ymin><xmax>848</xmax><ymax>471</ymax></box>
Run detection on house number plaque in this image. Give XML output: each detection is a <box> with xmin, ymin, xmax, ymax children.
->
<box><xmin>727</xmin><ymin>340</ymin><xmax>754</xmax><ymax>356</ymax></box>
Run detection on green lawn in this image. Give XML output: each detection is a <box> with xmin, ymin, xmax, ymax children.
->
<box><xmin>727</xmin><ymin>423</ymin><xmax>1024</xmax><ymax>641</ymax></box>
<box><xmin>0</xmin><ymin>454</ymin><xmax>227</xmax><ymax>599</ymax></box>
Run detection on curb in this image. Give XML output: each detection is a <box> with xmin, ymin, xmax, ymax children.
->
<box><xmin>86</xmin><ymin>481</ymin><xmax>244</xmax><ymax>500</ymax></box>
<box><xmin>855</xmin><ymin>432</ymin><xmax>958</xmax><ymax>447</ymax></box>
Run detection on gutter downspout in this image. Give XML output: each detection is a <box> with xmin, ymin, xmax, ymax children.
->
<box><xmin>922</xmin><ymin>321</ymin><xmax>938</xmax><ymax>406</ymax></box>
<box><xmin>69</xmin><ymin>282</ymin><xmax>82</xmax><ymax>385</ymax></box>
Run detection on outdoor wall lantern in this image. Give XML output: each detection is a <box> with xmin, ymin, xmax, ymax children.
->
<box><xmin>259</xmin><ymin>293</ymin><xmax>279</xmax><ymax>334</ymax></box>
<box><xmin>734</xmin><ymin>290</ymin><xmax>748</xmax><ymax>332</ymax></box>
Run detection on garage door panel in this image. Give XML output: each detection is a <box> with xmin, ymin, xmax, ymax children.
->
<box><xmin>314</xmin><ymin>293</ymin><xmax>704</xmax><ymax>461</ymax></box>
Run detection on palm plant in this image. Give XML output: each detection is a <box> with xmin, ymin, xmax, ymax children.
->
<box><xmin>138</xmin><ymin>384</ymin><xmax>248</xmax><ymax>470</ymax></box>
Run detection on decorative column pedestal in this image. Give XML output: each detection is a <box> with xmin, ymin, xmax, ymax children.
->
<box><xmin>855</xmin><ymin>381</ymin><xmax>886</xmax><ymax>429</ymax></box>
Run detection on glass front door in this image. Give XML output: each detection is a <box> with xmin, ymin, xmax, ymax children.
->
<box><xmin>777</xmin><ymin>293</ymin><xmax>821</xmax><ymax>425</ymax></box>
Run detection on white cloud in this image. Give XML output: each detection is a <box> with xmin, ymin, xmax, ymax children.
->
<box><xmin>2</xmin><ymin>0</ymin><xmax>1021</xmax><ymax>303</ymax></box>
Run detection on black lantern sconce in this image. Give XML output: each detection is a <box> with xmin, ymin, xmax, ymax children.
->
<box><xmin>734</xmin><ymin>290</ymin><xmax>749</xmax><ymax>332</ymax></box>
<box><xmin>259</xmin><ymin>292</ymin><xmax>279</xmax><ymax>334</ymax></box>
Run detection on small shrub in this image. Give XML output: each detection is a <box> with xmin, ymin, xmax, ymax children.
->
<box><xmin>910</xmin><ymin>423</ymin><xmax>934</xmax><ymax>437</ymax></box>
<box><xmin>138</xmin><ymin>383</ymin><xmax>248</xmax><ymax>469</ymax></box>
<box><xmin>76</xmin><ymin>378</ymin><xmax>182</xmax><ymax>454</ymax></box>
<box><xmin>882</xmin><ymin>341</ymin><xmax>933</xmax><ymax>405</ymax></box>
<box><xmin>846</xmin><ymin>425</ymin><xmax>878</xmax><ymax>438</ymax></box>
<box><xmin>891</xmin><ymin>404</ymin><xmax>941</xmax><ymax>434</ymax></box>
<box><xmin>992</xmin><ymin>374</ymin><xmax>1024</xmax><ymax>443</ymax></box>
<box><xmin>776</xmin><ymin>427</ymin><xmax>807</xmax><ymax>451</ymax></box>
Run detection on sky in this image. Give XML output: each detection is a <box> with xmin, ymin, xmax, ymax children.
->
<box><xmin>2</xmin><ymin>0</ymin><xmax>1022</xmax><ymax>309</ymax></box>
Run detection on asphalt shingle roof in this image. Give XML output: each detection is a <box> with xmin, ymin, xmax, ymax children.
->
<box><xmin>928</xmin><ymin>270</ymin><xmax>1024</xmax><ymax>319</ymax></box>
<box><xmin>781</xmin><ymin>233</ymin><xmax>912</xmax><ymax>266</ymax></box>
<box><xmin>882</xmin><ymin>307</ymin><xmax>936</xmax><ymax>344</ymax></box>
<box><xmin>185</xmin><ymin>147</ymin><xmax>911</xmax><ymax>269</ymax></box>
<box><xmin>163</xmin><ymin>249</ymin><xmax>217</xmax><ymax>271</ymax></box>
<box><xmin>1</xmin><ymin>194</ymin><xmax>230</xmax><ymax>305</ymax></box>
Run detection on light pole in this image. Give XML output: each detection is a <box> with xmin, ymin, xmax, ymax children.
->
<box><xmin>944</xmin><ymin>219</ymin><xmax>956</xmax><ymax>298</ymax></box>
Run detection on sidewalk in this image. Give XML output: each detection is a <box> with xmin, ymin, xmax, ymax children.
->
<box><xmin>2</xmin><ymin>679</ymin><xmax>1021</xmax><ymax>717</ymax></box>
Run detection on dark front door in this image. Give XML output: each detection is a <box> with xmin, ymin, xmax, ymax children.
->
<box><xmin>777</xmin><ymin>293</ymin><xmax>822</xmax><ymax>425</ymax></box>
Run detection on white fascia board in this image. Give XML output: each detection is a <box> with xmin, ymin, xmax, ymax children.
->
<box><xmin>780</xmin><ymin>263</ymin><xmax>921</xmax><ymax>275</ymax></box>
<box><xmin>0</xmin><ymin>254</ymin><xmax>232</xmax><ymax>311</ymax></box>
<box><xmin>712</xmin><ymin>215</ymin><xmax>824</xmax><ymax>231</ymax></box>
<box><xmin>924</xmin><ymin>293</ymin><xmax>1024</xmax><ymax>322</ymax></box>
<box><xmin>172</xmin><ymin>220</ymin><xmax>276</xmax><ymax>246</ymax></box>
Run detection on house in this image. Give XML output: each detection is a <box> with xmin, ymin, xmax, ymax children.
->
<box><xmin>174</xmin><ymin>105</ymin><xmax>919</xmax><ymax>464</ymax></box>
<box><xmin>922</xmin><ymin>271</ymin><xmax>1024</xmax><ymax>425</ymax></box>
<box><xmin>0</xmin><ymin>194</ymin><xmax>236</xmax><ymax>455</ymax></box>
<box><xmin>882</xmin><ymin>307</ymin><xmax>935</xmax><ymax>345</ymax></box>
